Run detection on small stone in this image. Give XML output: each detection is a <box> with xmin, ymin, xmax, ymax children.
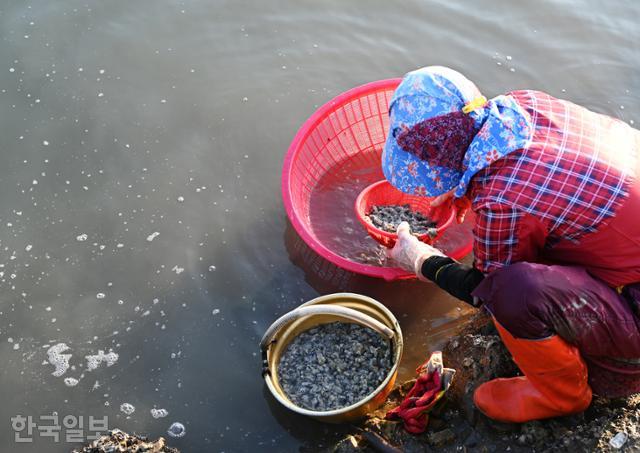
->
<box><xmin>609</xmin><ymin>432</ymin><xmax>628</xmax><ymax>449</ymax></box>
<box><xmin>429</xmin><ymin>428</ymin><xmax>455</xmax><ymax>447</ymax></box>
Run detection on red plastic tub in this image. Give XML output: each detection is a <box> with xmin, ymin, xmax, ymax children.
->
<box><xmin>282</xmin><ymin>79</ymin><xmax>473</xmax><ymax>281</ymax></box>
<box><xmin>355</xmin><ymin>180</ymin><xmax>456</xmax><ymax>248</ymax></box>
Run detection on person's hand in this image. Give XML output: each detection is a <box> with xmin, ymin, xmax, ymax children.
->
<box><xmin>431</xmin><ymin>189</ymin><xmax>471</xmax><ymax>224</ymax></box>
<box><xmin>387</xmin><ymin>222</ymin><xmax>445</xmax><ymax>276</ymax></box>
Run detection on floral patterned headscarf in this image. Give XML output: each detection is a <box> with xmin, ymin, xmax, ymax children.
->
<box><xmin>382</xmin><ymin>66</ymin><xmax>533</xmax><ymax>198</ymax></box>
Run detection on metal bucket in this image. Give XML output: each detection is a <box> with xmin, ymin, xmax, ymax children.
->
<box><xmin>260</xmin><ymin>292</ymin><xmax>403</xmax><ymax>423</ymax></box>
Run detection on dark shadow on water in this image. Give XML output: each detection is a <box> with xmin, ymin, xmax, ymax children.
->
<box><xmin>262</xmin><ymin>384</ymin><xmax>351</xmax><ymax>451</ymax></box>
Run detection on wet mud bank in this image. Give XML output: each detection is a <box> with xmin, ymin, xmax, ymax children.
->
<box><xmin>332</xmin><ymin>312</ymin><xmax>640</xmax><ymax>452</ymax></box>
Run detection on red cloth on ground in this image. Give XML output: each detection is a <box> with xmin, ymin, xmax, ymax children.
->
<box><xmin>385</xmin><ymin>359</ymin><xmax>444</xmax><ymax>434</ymax></box>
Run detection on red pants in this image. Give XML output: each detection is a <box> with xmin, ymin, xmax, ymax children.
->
<box><xmin>472</xmin><ymin>262</ymin><xmax>640</xmax><ymax>398</ymax></box>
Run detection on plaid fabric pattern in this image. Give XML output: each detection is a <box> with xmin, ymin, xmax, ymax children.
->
<box><xmin>469</xmin><ymin>90</ymin><xmax>637</xmax><ymax>273</ymax></box>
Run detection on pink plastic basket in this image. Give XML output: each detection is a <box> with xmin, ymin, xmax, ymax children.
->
<box><xmin>355</xmin><ymin>180</ymin><xmax>456</xmax><ymax>248</ymax></box>
<box><xmin>282</xmin><ymin>79</ymin><xmax>472</xmax><ymax>281</ymax></box>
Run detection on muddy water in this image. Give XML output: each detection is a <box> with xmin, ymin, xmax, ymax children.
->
<box><xmin>0</xmin><ymin>0</ymin><xmax>637</xmax><ymax>451</ymax></box>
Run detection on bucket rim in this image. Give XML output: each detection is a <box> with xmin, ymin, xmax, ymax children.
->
<box><xmin>263</xmin><ymin>292</ymin><xmax>403</xmax><ymax>418</ymax></box>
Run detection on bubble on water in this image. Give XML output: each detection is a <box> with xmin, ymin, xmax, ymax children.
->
<box><xmin>99</xmin><ymin>69</ymin><xmax>105</xmax><ymax>74</ymax></box>
<box><xmin>151</xmin><ymin>408</ymin><xmax>169</xmax><ymax>419</ymax></box>
<box><xmin>42</xmin><ymin>140</ymin><xmax>49</xmax><ymax>146</ymax></box>
<box><xmin>25</xmin><ymin>244</ymin><xmax>32</xmax><ymax>251</ymax></box>
<box><xmin>47</xmin><ymin>343</ymin><xmax>72</xmax><ymax>377</ymax></box>
<box><xmin>161</xmin><ymin>99</ymin><xmax>167</xmax><ymax>103</ymax></box>
<box><xmin>76</xmin><ymin>234</ymin><xmax>88</xmax><ymax>242</ymax></box>
<box><xmin>506</xmin><ymin>55</ymin><xmax>512</xmax><ymax>61</ymax></box>
<box><xmin>120</xmin><ymin>403</ymin><xmax>135</xmax><ymax>416</ymax></box>
<box><xmin>96</xmin><ymin>293</ymin><xmax>105</xmax><ymax>299</ymax></box>
<box><xmin>13</xmin><ymin>343</ymin><xmax>20</xmax><ymax>350</ymax></box>
<box><xmin>146</xmin><ymin>232</ymin><xmax>160</xmax><ymax>242</ymax></box>
<box><xmin>509</xmin><ymin>67</ymin><xmax>516</xmax><ymax>72</ymax></box>
<box><xmin>167</xmin><ymin>422</ymin><xmax>186</xmax><ymax>438</ymax></box>
<box><xmin>242</xmin><ymin>96</ymin><xmax>248</xmax><ymax>102</ymax></box>
<box><xmin>177</xmin><ymin>196</ymin><xmax>184</xmax><ymax>202</ymax></box>
<box><xmin>212</xmin><ymin>308</ymin><xmax>220</xmax><ymax>316</ymax></box>
<box><xmin>208</xmin><ymin>265</ymin><xmax>216</xmax><ymax>271</ymax></box>
<box><xmin>64</xmin><ymin>377</ymin><xmax>79</xmax><ymax>387</ymax></box>
<box><xmin>172</xmin><ymin>265</ymin><xmax>184</xmax><ymax>275</ymax></box>
<box><xmin>97</xmin><ymin>92</ymin><xmax>104</xmax><ymax>98</ymax></box>
<box><xmin>9</xmin><ymin>67</ymin><xmax>15</xmax><ymax>72</ymax></box>
<box><xmin>32</xmin><ymin>179</ymin><xmax>38</xmax><ymax>185</ymax></box>
<box><xmin>85</xmin><ymin>350</ymin><xmax>119</xmax><ymax>371</ymax></box>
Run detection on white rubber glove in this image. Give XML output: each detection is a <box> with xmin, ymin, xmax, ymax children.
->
<box><xmin>387</xmin><ymin>222</ymin><xmax>445</xmax><ymax>279</ymax></box>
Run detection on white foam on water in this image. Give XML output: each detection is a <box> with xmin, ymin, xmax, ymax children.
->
<box><xmin>47</xmin><ymin>343</ymin><xmax>72</xmax><ymax>377</ymax></box>
<box><xmin>150</xmin><ymin>408</ymin><xmax>169</xmax><ymax>419</ymax></box>
<box><xmin>64</xmin><ymin>377</ymin><xmax>79</xmax><ymax>387</ymax></box>
<box><xmin>120</xmin><ymin>403</ymin><xmax>135</xmax><ymax>415</ymax></box>
<box><xmin>146</xmin><ymin>232</ymin><xmax>160</xmax><ymax>242</ymax></box>
<box><xmin>25</xmin><ymin>244</ymin><xmax>32</xmax><ymax>251</ymax></box>
<box><xmin>167</xmin><ymin>422</ymin><xmax>186</xmax><ymax>438</ymax></box>
<box><xmin>171</xmin><ymin>265</ymin><xmax>184</xmax><ymax>275</ymax></box>
<box><xmin>76</xmin><ymin>234</ymin><xmax>88</xmax><ymax>242</ymax></box>
<box><xmin>85</xmin><ymin>350</ymin><xmax>119</xmax><ymax>371</ymax></box>
<box><xmin>96</xmin><ymin>293</ymin><xmax>105</xmax><ymax>299</ymax></box>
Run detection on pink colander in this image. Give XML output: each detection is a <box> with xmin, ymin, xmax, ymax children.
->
<box><xmin>282</xmin><ymin>79</ymin><xmax>472</xmax><ymax>281</ymax></box>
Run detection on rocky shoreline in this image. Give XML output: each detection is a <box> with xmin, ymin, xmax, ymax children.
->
<box><xmin>72</xmin><ymin>429</ymin><xmax>180</xmax><ymax>453</ymax></box>
<box><xmin>333</xmin><ymin>312</ymin><xmax>640</xmax><ymax>452</ymax></box>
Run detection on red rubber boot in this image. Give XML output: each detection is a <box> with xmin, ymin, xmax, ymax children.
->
<box><xmin>473</xmin><ymin>320</ymin><xmax>592</xmax><ymax>423</ymax></box>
